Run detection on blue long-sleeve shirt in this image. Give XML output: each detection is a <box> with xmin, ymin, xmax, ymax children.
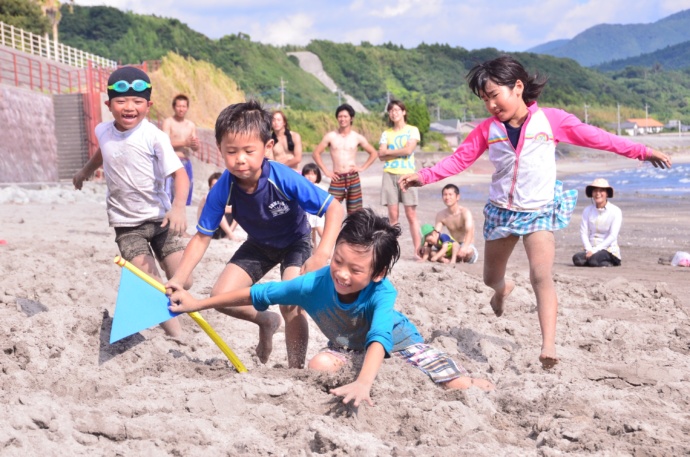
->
<box><xmin>250</xmin><ymin>266</ymin><xmax>423</xmax><ymax>356</ymax></box>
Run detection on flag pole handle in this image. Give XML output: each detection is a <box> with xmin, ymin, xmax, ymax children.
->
<box><xmin>114</xmin><ymin>256</ymin><xmax>247</xmax><ymax>373</ymax></box>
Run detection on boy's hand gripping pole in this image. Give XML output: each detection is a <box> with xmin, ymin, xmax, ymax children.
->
<box><xmin>114</xmin><ymin>256</ymin><xmax>247</xmax><ymax>373</ymax></box>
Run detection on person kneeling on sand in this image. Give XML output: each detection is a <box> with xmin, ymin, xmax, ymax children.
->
<box><xmin>572</xmin><ymin>178</ymin><xmax>622</xmax><ymax>267</ymax></box>
<box><xmin>431</xmin><ymin>184</ymin><xmax>479</xmax><ymax>264</ymax></box>
<box><xmin>168</xmin><ymin>209</ymin><xmax>494</xmax><ymax>406</ymax></box>
<box><xmin>419</xmin><ymin>224</ymin><xmax>460</xmax><ymax>264</ymax></box>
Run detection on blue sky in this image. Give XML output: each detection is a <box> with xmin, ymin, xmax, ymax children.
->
<box><xmin>77</xmin><ymin>0</ymin><xmax>690</xmax><ymax>51</ymax></box>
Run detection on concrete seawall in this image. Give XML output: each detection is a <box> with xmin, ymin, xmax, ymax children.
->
<box><xmin>0</xmin><ymin>85</ymin><xmax>57</xmax><ymax>182</ymax></box>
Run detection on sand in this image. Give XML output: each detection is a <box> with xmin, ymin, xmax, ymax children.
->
<box><xmin>1</xmin><ymin>152</ymin><xmax>689</xmax><ymax>456</ymax></box>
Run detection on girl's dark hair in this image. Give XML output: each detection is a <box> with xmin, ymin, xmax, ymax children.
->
<box><xmin>207</xmin><ymin>171</ymin><xmax>222</xmax><ymax>187</ymax></box>
<box><xmin>466</xmin><ymin>56</ymin><xmax>548</xmax><ymax>103</ymax></box>
<box><xmin>301</xmin><ymin>163</ymin><xmax>321</xmax><ymax>184</ymax></box>
<box><xmin>271</xmin><ymin>110</ymin><xmax>294</xmax><ymax>152</ymax></box>
<box><xmin>215</xmin><ymin>100</ymin><xmax>272</xmax><ymax>145</ymax></box>
<box><xmin>386</xmin><ymin>99</ymin><xmax>408</xmax><ymax>125</ymax></box>
<box><xmin>336</xmin><ymin>208</ymin><xmax>401</xmax><ymax>280</ymax></box>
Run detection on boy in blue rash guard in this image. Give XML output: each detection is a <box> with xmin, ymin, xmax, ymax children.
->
<box><xmin>167</xmin><ymin>101</ymin><xmax>343</xmax><ymax>369</ymax></box>
<box><xmin>168</xmin><ymin>209</ymin><xmax>494</xmax><ymax>407</ymax></box>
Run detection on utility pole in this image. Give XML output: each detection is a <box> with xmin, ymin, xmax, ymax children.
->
<box><xmin>644</xmin><ymin>103</ymin><xmax>648</xmax><ymax>135</ymax></box>
<box><xmin>436</xmin><ymin>105</ymin><xmax>440</xmax><ymax>121</ymax></box>
<box><xmin>584</xmin><ymin>103</ymin><xmax>589</xmax><ymax>124</ymax></box>
<box><xmin>617</xmin><ymin>103</ymin><xmax>621</xmax><ymax>136</ymax></box>
<box><xmin>386</xmin><ymin>90</ymin><xmax>390</xmax><ymax>106</ymax></box>
<box><xmin>280</xmin><ymin>77</ymin><xmax>286</xmax><ymax>108</ymax></box>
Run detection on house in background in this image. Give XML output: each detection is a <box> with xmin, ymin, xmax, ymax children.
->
<box><xmin>627</xmin><ymin>118</ymin><xmax>664</xmax><ymax>134</ymax></box>
<box><xmin>664</xmin><ymin>119</ymin><xmax>690</xmax><ymax>133</ymax></box>
<box><xmin>430</xmin><ymin>119</ymin><xmax>466</xmax><ymax>148</ymax></box>
<box><xmin>606</xmin><ymin>118</ymin><xmax>664</xmax><ymax>136</ymax></box>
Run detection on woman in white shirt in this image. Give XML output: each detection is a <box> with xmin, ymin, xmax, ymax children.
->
<box><xmin>573</xmin><ymin>178</ymin><xmax>622</xmax><ymax>267</ymax></box>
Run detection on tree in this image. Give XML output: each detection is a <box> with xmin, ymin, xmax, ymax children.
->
<box><xmin>406</xmin><ymin>100</ymin><xmax>431</xmax><ymax>144</ymax></box>
<box><xmin>0</xmin><ymin>0</ymin><xmax>51</xmax><ymax>35</ymax></box>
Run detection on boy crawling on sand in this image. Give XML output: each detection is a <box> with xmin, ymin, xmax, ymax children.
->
<box><xmin>168</xmin><ymin>209</ymin><xmax>493</xmax><ymax>406</ymax></box>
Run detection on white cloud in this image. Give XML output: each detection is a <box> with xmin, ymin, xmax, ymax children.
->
<box><xmin>251</xmin><ymin>13</ymin><xmax>316</xmax><ymax>46</ymax></box>
<box><xmin>368</xmin><ymin>0</ymin><xmax>442</xmax><ymax>18</ymax></box>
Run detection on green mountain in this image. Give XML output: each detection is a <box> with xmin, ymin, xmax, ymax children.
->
<box><xmin>58</xmin><ymin>4</ymin><xmax>339</xmax><ymax>111</ymax></box>
<box><xmin>306</xmin><ymin>41</ymin><xmax>652</xmax><ymax>119</ymax></box>
<box><xmin>55</xmin><ymin>4</ymin><xmax>690</xmax><ymax>126</ymax></box>
<box><xmin>528</xmin><ymin>9</ymin><xmax>690</xmax><ymax>67</ymax></box>
<box><xmin>596</xmin><ymin>40</ymin><xmax>690</xmax><ymax>72</ymax></box>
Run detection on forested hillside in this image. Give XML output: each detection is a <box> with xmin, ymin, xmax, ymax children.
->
<box><xmin>58</xmin><ymin>4</ymin><xmax>338</xmax><ymax>111</ymax></box>
<box><xmin>55</xmin><ymin>4</ymin><xmax>690</xmax><ymax>128</ymax></box>
<box><xmin>527</xmin><ymin>9</ymin><xmax>690</xmax><ymax>67</ymax></box>
<box><xmin>596</xmin><ymin>40</ymin><xmax>690</xmax><ymax>72</ymax></box>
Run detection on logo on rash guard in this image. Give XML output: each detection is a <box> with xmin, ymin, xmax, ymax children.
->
<box><xmin>268</xmin><ymin>201</ymin><xmax>290</xmax><ymax>217</ymax></box>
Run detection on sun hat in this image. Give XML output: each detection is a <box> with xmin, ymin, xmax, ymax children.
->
<box><xmin>420</xmin><ymin>224</ymin><xmax>435</xmax><ymax>239</ymax></box>
<box><xmin>585</xmin><ymin>178</ymin><xmax>614</xmax><ymax>198</ymax></box>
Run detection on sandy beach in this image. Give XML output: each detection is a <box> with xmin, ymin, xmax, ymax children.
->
<box><xmin>1</xmin><ymin>150</ymin><xmax>689</xmax><ymax>455</ymax></box>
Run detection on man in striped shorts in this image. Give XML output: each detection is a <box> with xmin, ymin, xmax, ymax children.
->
<box><xmin>312</xmin><ymin>104</ymin><xmax>378</xmax><ymax>214</ymax></box>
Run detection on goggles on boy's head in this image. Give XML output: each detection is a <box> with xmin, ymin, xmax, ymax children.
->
<box><xmin>107</xmin><ymin>79</ymin><xmax>152</xmax><ymax>93</ymax></box>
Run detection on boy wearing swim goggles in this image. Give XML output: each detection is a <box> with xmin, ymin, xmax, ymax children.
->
<box><xmin>73</xmin><ymin>66</ymin><xmax>192</xmax><ymax>338</ymax></box>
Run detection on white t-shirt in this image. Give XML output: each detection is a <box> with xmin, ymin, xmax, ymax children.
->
<box><xmin>96</xmin><ymin>119</ymin><xmax>183</xmax><ymax>227</ymax></box>
<box><xmin>305</xmin><ymin>182</ymin><xmax>326</xmax><ymax>229</ymax></box>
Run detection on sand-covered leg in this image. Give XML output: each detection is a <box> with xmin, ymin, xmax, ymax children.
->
<box><xmin>256</xmin><ymin>311</ymin><xmax>282</xmax><ymax>363</ymax></box>
<box><xmin>524</xmin><ymin>231</ymin><xmax>559</xmax><ymax>369</ymax></box>
<box><xmin>489</xmin><ymin>279</ymin><xmax>515</xmax><ymax>317</ymax></box>
<box><xmin>483</xmin><ymin>236</ymin><xmax>519</xmax><ymax>317</ymax></box>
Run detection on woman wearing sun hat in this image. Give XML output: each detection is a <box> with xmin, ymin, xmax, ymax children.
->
<box><xmin>572</xmin><ymin>178</ymin><xmax>622</xmax><ymax>267</ymax></box>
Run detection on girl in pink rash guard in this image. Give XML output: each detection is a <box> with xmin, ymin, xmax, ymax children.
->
<box><xmin>397</xmin><ymin>56</ymin><xmax>672</xmax><ymax>369</ymax></box>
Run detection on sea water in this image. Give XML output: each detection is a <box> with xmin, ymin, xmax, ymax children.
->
<box><xmin>561</xmin><ymin>163</ymin><xmax>690</xmax><ymax>198</ymax></box>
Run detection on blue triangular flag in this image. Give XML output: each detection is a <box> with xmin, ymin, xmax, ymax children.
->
<box><xmin>110</xmin><ymin>267</ymin><xmax>179</xmax><ymax>343</ymax></box>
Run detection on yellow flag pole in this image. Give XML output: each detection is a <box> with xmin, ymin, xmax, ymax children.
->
<box><xmin>114</xmin><ymin>256</ymin><xmax>247</xmax><ymax>373</ymax></box>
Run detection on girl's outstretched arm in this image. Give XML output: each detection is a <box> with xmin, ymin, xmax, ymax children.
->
<box><xmin>168</xmin><ymin>286</ymin><xmax>253</xmax><ymax>313</ymax></box>
<box><xmin>330</xmin><ymin>342</ymin><xmax>385</xmax><ymax>407</ymax></box>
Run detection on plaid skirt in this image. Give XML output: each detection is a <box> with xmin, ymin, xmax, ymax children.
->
<box><xmin>483</xmin><ymin>181</ymin><xmax>578</xmax><ymax>241</ymax></box>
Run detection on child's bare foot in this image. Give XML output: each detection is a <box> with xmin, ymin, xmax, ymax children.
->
<box><xmin>539</xmin><ymin>345</ymin><xmax>559</xmax><ymax>369</ymax></box>
<box><xmin>489</xmin><ymin>279</ymin><xmax>515</xmax><ymax>317</ymax></box>
<box><xmin>444</xmin><ymin>376</ymin><xmax>495</xmax><ymax>391</ymax></box>
<box><xmin>256</xmin><ymin>312</ymin><xmax>281</xmax><ymax>364</ymax></box>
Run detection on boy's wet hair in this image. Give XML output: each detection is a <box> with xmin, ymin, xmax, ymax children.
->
<box><xmin>215</xmin><ymin>100</ymin><xmax>272</xmax><ymax>145</ymax></box>
<box><xmin>336</xmin><ymin>208</ymin><xmax>401</xmax><ymax>280</ymax></box>
<box><xmin>301</xmin><ymin>163</ymin><xmax>321</xmax><ymax>184</ymax></box>
<box><xmin>335</xmin><ymin>103</ymin><xmax>355</xmax><ymax>119</ymax></box>
<box><xmin>208</xmin><ymin>171</ymin><xmax>222</xmax><ymax>187</ymax></box>
<box><xmin>467</xmin><ymin>55</ymin><xmax>548</xmax><ymax>104</ymax></box>
<box><xmin>442</xmin><ymin>183</ymin><xmax>459</xmax><ymax>195</ymax></box>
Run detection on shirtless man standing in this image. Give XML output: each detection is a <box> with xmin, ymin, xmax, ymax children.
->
<box><xmin>432</xmin><ymin>184</ymin><xmax>479</xmax><ymax>264</ymax></box>
<box><xmin>312</xmin><ymin>104</ymin><xmax>378</xmax><ymax>214</ymax></box>
<box><xmin>162</xmin><ymin>94</ymin><xmax>199</xmax><ymax>206</ymax></box>
<box><xmin>270</xmin><ymin>110</ymin><xmax>303</xmax><ymax>171</ymax></box>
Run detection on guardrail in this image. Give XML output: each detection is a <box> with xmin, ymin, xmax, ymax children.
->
<box><xmin>0</xmin><ymin>21</ymin><xmax>116</xmax><ymax>69</ymax></box>
<box><xmin>0</xmin><ymin>46</ymin><xmax>89</xmax><ymax>93</ymax></box>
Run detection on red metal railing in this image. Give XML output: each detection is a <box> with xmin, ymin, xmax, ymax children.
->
<box><xmin>2</xmin><ymin>48</ymin><xmax>222</xmax><ymax>167</ymax></box>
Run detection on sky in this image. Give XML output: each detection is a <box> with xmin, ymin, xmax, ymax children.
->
<box><xmin>76</xmin><ymin>0</ymin><xmax>690</xmax><ymax>51</ymax></box>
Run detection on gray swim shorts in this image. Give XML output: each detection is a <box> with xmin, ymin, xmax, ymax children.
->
<box><xmin>114</xmin><ymin>221</ymin><xmax>186</xmax><ymax>262</ymax></box>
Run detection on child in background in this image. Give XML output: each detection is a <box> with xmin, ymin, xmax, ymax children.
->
<box><xmin>73</xmin><ymin>66</ymin><xmax>192</xmax><ymax>337</ymax></box>
<box><xmin>168</xmin><ymin>209</ymin><xmax>494</xmax><ymax>407</ymax></box>
<box><xmin>197</xmin><ymin>172</ymin><xmax>240</xmax><ymax>241</ymax></box>
<box><xmin>167</xmin><ymin>101</ymin><xmax>343</xmax><ymax>369</ymax></box>
<box><xmin>301</xmin><ymin>163</ymin><xmax>325</xmax><ymax>249</ymax></box>
<box><xmin>399</xmin><ymin>55</ymin><xmax>672</xmax><ymax>368</ymax></box>
<box><xmin>419</xmin><ymin>224</ymin><xmax>459</xmax><ymax>264</ymax></box>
